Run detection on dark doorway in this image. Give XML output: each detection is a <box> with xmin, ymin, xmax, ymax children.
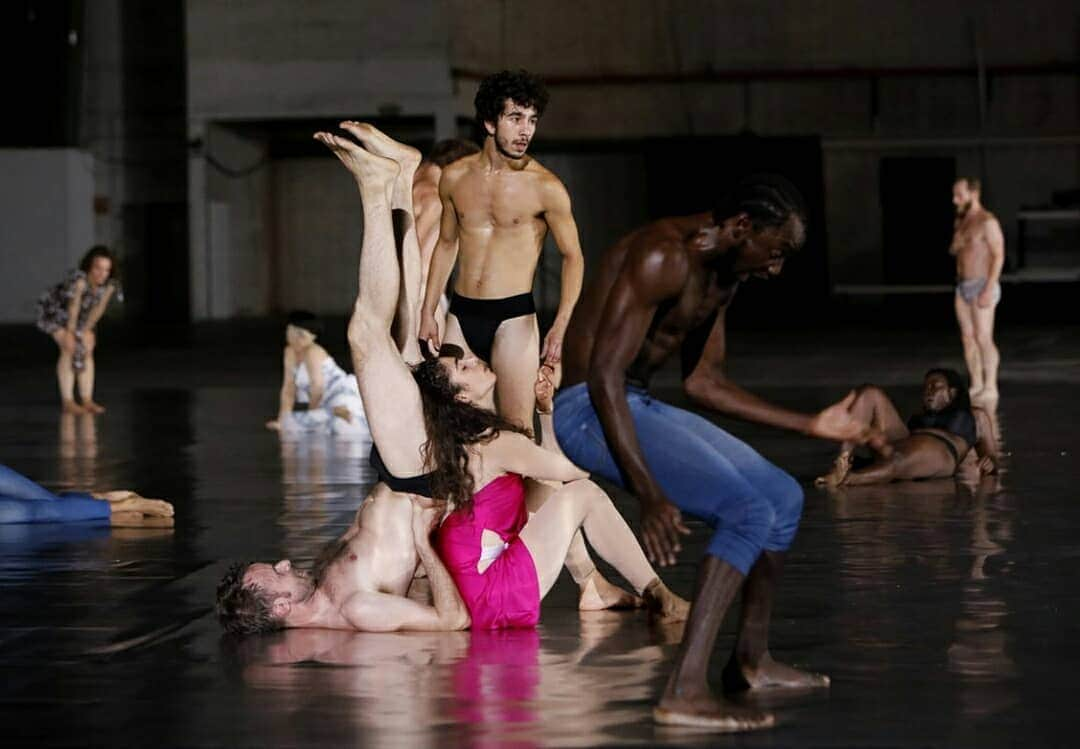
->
<box><xmin>880</xmin><ymin>157</ymin><xmax>956</xmax><ymax>284</ymax></box>
<box><xmin>642</xmin><ymin>135</ymin><xmax>828</xmax><ymax>328</ymax></box>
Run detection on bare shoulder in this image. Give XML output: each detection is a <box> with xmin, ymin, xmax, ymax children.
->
<box><xmin>307</xmin><ymin>343</ymin><xmax>330</xmax><ymax>364</ymax></box>
<box><xmin>615</xmin><ymin>229</ymin><xmax>690</xmax><ymax>301</ymax></box>
<box><xmin>980</xmin><ymin>210</ymin><xmax>1002</xmax><ymax>230</ymax></box>
<box><xmin>441</xmin><ymin>154</ymin><xmax>479</xmax><ymax>182</ymax></box>
<box><xmin>283</xmin><ymin>346</ymin><xmax>297</xmax><ymax>365</ymax></box>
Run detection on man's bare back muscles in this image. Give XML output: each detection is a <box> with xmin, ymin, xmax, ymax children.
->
<box><xmin>438</xmin><ymin>154</ymin><xmax>569</xmax><ymax>297</ymax></box>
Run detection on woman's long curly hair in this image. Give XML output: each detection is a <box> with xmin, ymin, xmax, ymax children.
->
<box><xmin>412</xmin><ymin>344</ymin><xmax>527</xmax><ymax>513</ymax></box>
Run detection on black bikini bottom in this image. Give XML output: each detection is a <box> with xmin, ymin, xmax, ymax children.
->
<box><xmin>448</xmin><ymin>292</ymin><xmax>536</xmax><ymax>364</ymax></box>
<box><xmin>369</xmin><ymin>445</ymin><xmax>434</xmax><ymax>498</ymax></box>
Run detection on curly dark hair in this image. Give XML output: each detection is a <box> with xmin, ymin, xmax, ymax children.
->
<box><xmin>216</xmin><ymin>563</ymin><xmax>284</xmax><ymax>636</ymax></box>
<box><xmin>474</xmin><ymin>69</ymin><xmax>550</xmax><ymax>130</ymax></box>
<box><xmin>714</xmin><ymin>174</ymin><xmax>808</xmax><ymax>232</ymax></box>
<box><xmin>79</xmin><ymin>245</ymin><xmax>116</xmax><ymax>279</ymax></box>
<box><xmin>412</xmin><ymin>345</ymin><xmax>528</xmax><ymax>513</ymax></box>
<box><xmin>427</xmin><ymin>138</ymin><xmax>480</xmax><ymax>167</ymax></box>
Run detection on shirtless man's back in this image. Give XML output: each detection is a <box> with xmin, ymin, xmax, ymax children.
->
<box><xmin>950</xmin><ymin>177</ymin><xmax>1004</xmax><ymax>402</ymax></box>
<box><xmin>419</xmin><ymin>70</ymin><xmax>585</xmax><ymax>431</ymax></box>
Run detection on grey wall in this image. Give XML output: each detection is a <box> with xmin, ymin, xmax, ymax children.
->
<box><xmin>183</xmin><ymin>0</ymin><xmax>1079</xmax><ymax>318</ymax></box>
<box><xmin>0</xmin><ymin>150</ymin><xmax>94</xmax><ymax>323</ymax></box>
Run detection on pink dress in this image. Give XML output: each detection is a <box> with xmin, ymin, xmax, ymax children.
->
<box><xmin>435</xmin><ymin>473</ymin><xmax>541</xmax><ymax>630</ymax></box>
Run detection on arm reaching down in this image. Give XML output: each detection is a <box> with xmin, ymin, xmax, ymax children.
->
<box><xmin>418</xmin><ymin>170</ymin><xmax>461</xmax><ymax>353</ymax></box>
<box><xmin>267</xmin><ymin>348</ymin><xmax>298</xmax><ymax>430</ymax></box>
<box><xmin>540</xmin><ymin>177</ymin><xmax>586</xmax><ymax>365</ymax></box>
<box><xmin>341</xmin><ymin>499</ymin><xmax>469</xmax><ymax>632</ymax></box>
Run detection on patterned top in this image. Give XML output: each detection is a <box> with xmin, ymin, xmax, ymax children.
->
<box><xmin>36</xmin><ymin>270</ymin><xmax>122</xmax><ymax>334</ymax></box>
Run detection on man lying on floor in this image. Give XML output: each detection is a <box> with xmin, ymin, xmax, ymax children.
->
<box><xmin>816</xmin><ymin>368</ymin><xmax>999</xmax><ymax>487</ymax></box>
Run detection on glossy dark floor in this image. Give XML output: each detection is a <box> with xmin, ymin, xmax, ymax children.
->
<box><xmin>1</xmin><ymin>323</ymin><xmax>1078</xmax><ymax>747</ymax></box>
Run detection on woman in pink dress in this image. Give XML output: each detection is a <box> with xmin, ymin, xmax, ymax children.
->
<box><xmin>415</xmin><ymin>353</ymin><xmax>688</xmax><ymax>630</ymax></box>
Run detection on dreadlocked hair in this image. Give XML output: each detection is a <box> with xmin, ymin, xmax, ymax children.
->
<box><xmin>714</xmin><ymin>173</ymin><xmax>808</xmax><ymax>231</ymax></box>
<box><xmin>412</xmin><ymin>355</ymin><xmax>528</xmax><ymax>513</ymax></box>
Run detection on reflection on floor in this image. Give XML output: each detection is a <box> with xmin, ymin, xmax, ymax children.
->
<box><xmin>0</xmin><ymin>324</ymin><xmax>1077</xmax><ymax>746</ymax></box>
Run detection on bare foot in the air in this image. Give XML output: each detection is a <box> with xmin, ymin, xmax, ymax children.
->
<box><xmin>314</xmin><ymin>130</ymin><xmax>399</xmax><ymax>190</ymax></box>
<box><xmin>339</xmin><ymin>121</ymin><xmax>421</xmax><ymax>171</ymax></box>
<box><xmin>83</xmin><ymin>401</ymin><xmax>106</xmax><ymax>414</ymax></box>
<box><xmin>722</xmin><ymin>652</ymin><xmax>830</xmax><ymax>692</ymax></box>
<box><xmin>62</xmin><ymin>400</ymin><xmax>88</xmax><ymax>414</ymax></box>
<box><xmin>577</xmin><ymin>570</ymin><xmax>643</xmax><ymax>611</ymax></box>
<box><xmin>642</xmin><ymin>578</ymin><xmax>691</xmax><ymax>622</ymax></box>
<box><xmin>815</xmin><ymin>451</ymin><xmax>852</xmax><ymax>488</ymax></box>
<box><xmin>654</xmin><ymin>692</ymin><xmax>774</xmax><ymax>732</ymax></box>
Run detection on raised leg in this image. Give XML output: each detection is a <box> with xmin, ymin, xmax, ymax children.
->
<box><xmin>318</xmin><ymin>123</ymin><xmax>427</xmax><ymax>477</ymax></box>
<box><xmin>519</xmin><ymin>479</ymin><xmax>687</xmax><ymax>620</ymax></box>
<box><xmin>817</xmin><ymin>385</ymin><xmax>907</xmax><ymax>486</ymax></box>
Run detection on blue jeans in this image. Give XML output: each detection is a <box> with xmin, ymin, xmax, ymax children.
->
<box><xmin>553</xmin><ymin>383</ymin><xmax>803</xmax><ymax>575</ymax></box>
<box><xmin>0</xmin><ymin>464</ymin><xmax>108</xmax><ymax>524</ymax></box>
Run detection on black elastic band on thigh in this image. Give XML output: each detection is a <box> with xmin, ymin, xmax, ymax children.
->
<box><xmin>915</xmin><ymin>430</ymin><xmax>962</xmax><ymax>470</ymax></box>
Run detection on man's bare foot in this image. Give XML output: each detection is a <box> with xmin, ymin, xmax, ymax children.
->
<box><xmin>97</xmin><ymin>490</ymin><xmax>137</xmax><ymax>502</ymax></box>
<box><xmin>83</xmin><ymin>401</ymin><xmax>106</xmax><ymax>414</ymax></box>
<box><xmin>111</xmin><ymin>496</ymin><xmax>175</xmax><ymax>518</ymax></box>
<box><xmin>339</xmin><ymin>121</ymin><xmax>421</xmax><ymax>171</ymax></box>
<box><xmin>314</xmin><ymin>130</ymin><xmax>399</xmax><ymax>190</ymax></box>
<box><xmin>62</xmin><ymin>400</ymin><xmax>88</xmax><ymax>414</ymax></box>
<box><xmin>110</xmin><ymin>512</ymin><xmax>174</xmax><ymax>528</ymax></box>
<box><xmin>654</xmin><ymin>693</ymin><xmax>774</xmax><ymax>732</ymax></box>
<box><xmin>814</xmin><ymin>452</ymin><xmax>852</xmax><ymax>488</ymax></box>
<box><xmin>642</xmin><ymin>578</ymin><xmax>691</xmax><ymax>622</ymax></box>
<box><xmin>577</xmin><ymin>570</ymin><xmax>643</xmax><ymax>611</ymax></box>
<box><xmin>722</xmin><ymin>653</ymin><xmax>830</xmax><ymax>692</ymax></box>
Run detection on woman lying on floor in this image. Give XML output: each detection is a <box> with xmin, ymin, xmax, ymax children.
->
<box><xmin>816</xmin><ymin>368</ymin><xmax>999</xmax><ymax>487</ymax></box>
<box><xmin>0</xmin><ymin>464</ymin><xmax>173</xmax><ymax>526</ymax></box>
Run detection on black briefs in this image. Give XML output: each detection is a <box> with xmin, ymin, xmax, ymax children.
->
<box><xmin>369</xmin><ymin>445</ymin><xmax>434</xmax><ymax>498</ymax></box>
<box><xmin>448</xmin><ymin>292</ymin><xmax>536</xmax><ymax>364</ymax></box>
<box><xmin>914</xmin><ymin>430</ymin><xmax>963</xmax><ymax>468</ymax></box>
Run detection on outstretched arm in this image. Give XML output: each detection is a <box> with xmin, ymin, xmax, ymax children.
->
<box><xmin>488</xmin><ymin>431</ymin><xmax>588</xmax><ymax>484</ymax></box>
<box><xmin>541</xmin><ymin>177</ymin><xmax>586</xmax><ymax>365</ymax></box>
<box><xmin>684</xmin><ymin>309</ymin><xmax>866</xmax><ymax>442</ymax></box>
